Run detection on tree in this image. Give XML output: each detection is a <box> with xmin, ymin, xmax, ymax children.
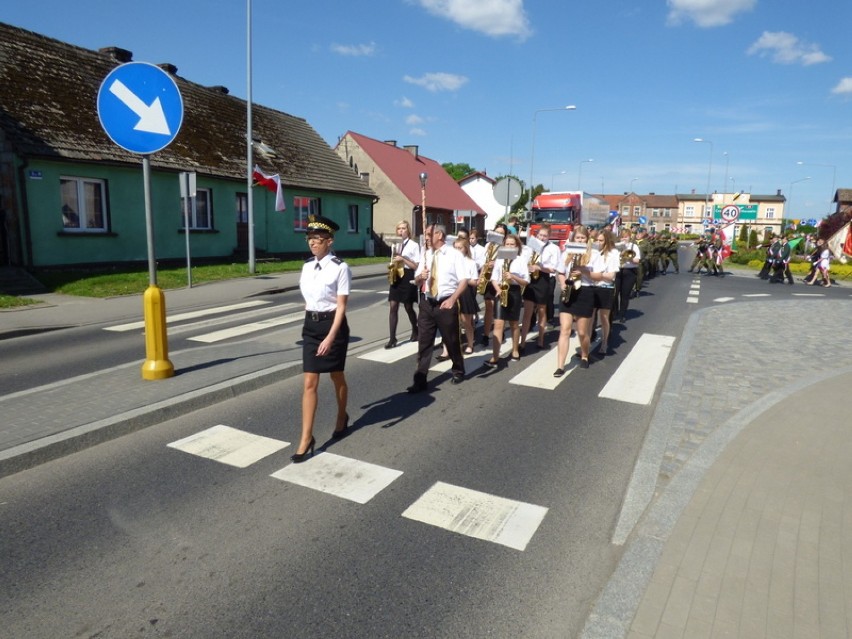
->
<box><xmin>441</xmin><ymin>162</ymin><xmax>477</xmax><ymax>181</ymax></box>
<box><xmin>749</xmin><ymin>229</ymin><xmax>758</xmax><ymax>248</ymax></box>
<box><xmin>738</xmin><ymin>223</ymin><xmax>748</xmax><ymax>246</ymax></box>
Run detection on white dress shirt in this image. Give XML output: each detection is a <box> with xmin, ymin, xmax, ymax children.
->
<box><xmin>299</xmin><ymin>254</ymin><xmax>351</xmax><ymax>312</ymax></box>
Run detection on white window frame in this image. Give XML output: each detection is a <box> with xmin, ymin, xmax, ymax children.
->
<box><xmin>293</xmin><ymin>196</ymin><xmax>321</xmax><ymax>232</ymax></box>
<box><xmin>685</xmin><ymin>205</ymin><xmax>695</xmax><ymax>217</ymax></box>
<box><xmin>60</xmin><ymin>176</ymin><xmax>108</xmax><ymax>232</ymax></box>
<box><xmin>181</xmin><ymin>187</ymin><xmax>213</xmax><ymax>230</ymax></box>
<box><xmin>765</xmin><ymin>207</ymin><xmax>775</xmax><ymax>219</ymax></box>
<box><xmin>236</xmin><ymin>192</ymin><xmax>248</xmax><ymax>224</ymax></box>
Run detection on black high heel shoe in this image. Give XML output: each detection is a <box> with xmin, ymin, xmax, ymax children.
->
<box><xmin>290</xmin><ymin>436</ymin><xmax>315</xmax><ymax>463</ymax></box>
<box><xmin>332</xmin><ymin>414</ymin><xmax>350</xmax><ymax>440</ymax></box>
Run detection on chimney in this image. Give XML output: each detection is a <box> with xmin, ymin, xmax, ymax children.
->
<box><xmin>403</xmin><ymin>145</ymin><xmax>419</xmax><ymax>158</ymax></box>
<box><xmin>208</xmin><ymin>85</ymin><xmax>230</xmax><ymax>94</ymax></box>
<box><xmin>157</xmin><ymin>63</ymin><xmax>178</xmax><ymax>75</ymax></box>
<box><xmin>99</xmin><ymin>46</ymin><xmax>132</xmax><ymax>63</ymax></box>
<box><xmin>777</xmin><ymin>189</ymin><xmax>782</xmax><ymax>196</ymax></box>
<box><xmin>383</xmin><ymin>140</ymin><xmax>397</xmax><ymax>147</ymax></box>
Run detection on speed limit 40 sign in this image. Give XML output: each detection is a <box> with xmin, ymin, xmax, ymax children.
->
<box><xmin>720</xmin><ymin>205</ymin><xmax>740</xmax><ymax>223</ymax></box>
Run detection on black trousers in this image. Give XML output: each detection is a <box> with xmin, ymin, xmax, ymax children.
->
<box><xmin>415</xmin><ymin>297</ymin><xmax>464</xmax><ymax>378</ymax></box>
<box><xmin>614</xmin><ymin>268</ymin><xmax>638</xmax><ymax>318</ymax></box>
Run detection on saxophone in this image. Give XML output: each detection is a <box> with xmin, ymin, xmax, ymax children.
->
<box><xmin>387</xmin><ymin>243</ymin><xmax>404</xmax><ymax>284</ymax></box>
<box><xmin>560</xmin><ymin>253</ymin><xmax>581</xmax><ymax>303</ymax></box>
<box><xmin>529</xmin><ymin>251</ymin><xmax>541</xmax><ymax>280</ymax></box>
<box><xmin>476</xmin><ymin>242</ymin><xmax>499</xmax><ymax>295</ymax></box>
<box><xmin>499</xmin><ymin>260</ymin><xmax>510</xmax><ymax>307</ymax></box>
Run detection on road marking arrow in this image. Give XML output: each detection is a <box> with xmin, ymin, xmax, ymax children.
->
<box><xmin>108</xmin><ymin>79</ymin><xmax>171</xmax><ymax>135</ymax></box>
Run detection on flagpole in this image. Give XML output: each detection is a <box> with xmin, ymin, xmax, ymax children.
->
<box><xmin>246</xmin><ymin>0</ymin><xmax>256</xmax><ymax>274</ymax></box>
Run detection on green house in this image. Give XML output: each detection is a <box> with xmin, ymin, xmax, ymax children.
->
<box><xmin>0</xmin><ymin>22</ymin><xmax>376</xmax><ymax>269</ymax></box>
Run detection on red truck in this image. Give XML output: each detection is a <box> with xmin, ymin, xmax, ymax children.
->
<box><xmin>527</xmin><ymin>191</ymin><xmax>611</xmax><ymax>248</ymax></box>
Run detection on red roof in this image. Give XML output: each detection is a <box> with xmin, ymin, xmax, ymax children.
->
<box><xmin>344</xmin><ymin>131</ymin><xmax>484</xmax><ymax>215</ymax></box>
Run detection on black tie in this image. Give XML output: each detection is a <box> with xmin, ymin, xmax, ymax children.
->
<box><xmin>314</xmin><ymin>261</ymin><xmax>321</xmax><ymax>270</ymax></box>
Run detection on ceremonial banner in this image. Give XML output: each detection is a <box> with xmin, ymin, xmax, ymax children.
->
<box><xmin>827</xmin><ymin>221</ymin><xmax>852</xmax><ymax>263</ymax></box>
<box><xmin>252</xmin><ymin>165</ymin><xmax>286</xmax><ymax>211</ymax></box>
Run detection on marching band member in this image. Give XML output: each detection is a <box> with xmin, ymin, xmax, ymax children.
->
<box><xmin>554</xmin><ymin>226</ymin><xmax>594</xmax><ymax>375</ymax></box>
<box><xmin>385</xmin><ymin>220</ymin><xmax>421</xmax><ymax>349</ymax></box>
<box><xmin>484</xmin><ymin>234</ymin><xmax>529</xmax><ymax>368</ymax></box>
<box><xmin>520</xmin><ymin>223</ymin><xmax>560</xmax><ymax>350</ymax></box>
<box><xmin>291</xmin><ymin>215</ymin><xmax>351</xmax><ymax>463</ymax></box>
<box><xmin>454</xmin><ymin>237</ymin><xmax>480</xmax><ymax>353</ymax></box>
<box><xmin>586</xmin><ymin>229</ymin><xmax>620</xmax><ymax>357</ymax></box>
<box><xmin>478</xmin><ymin>223</ymin><xmax>508</xmax><ymax>346</ymax></box>
<box><xmin>614</xmin><ymin>227</ymin><xmax>641</xmax><ymax>323</ymax></box>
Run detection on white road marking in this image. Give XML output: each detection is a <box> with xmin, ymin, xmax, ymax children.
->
<box><xmin>104</xmin><ymin>300</ymin><xmax>273</xmax><ymax>332</ymax></box>
<box><xmin>792</xmin><ymin>293</ymin><xmax>825</xmax><ymax>297</ymax></box>
<box><xmin>188</xmin><ymin>310</ymin><xmax>305</xmax><ymax>343</ymax></box>
<box><xmin>598</xmin><ymin>334</ymin><xmax>676</xmax><ymax>405</ymax></box>
<box><xmin>271</xmin><ymin>453</ymin><xmax>403</xmax><ymax>504</ymax></box>
<box><xmin>713</xmin><ymin>297</ymin><xmax>736</xmax><ymax>302</ymax></box>
<box><xmin>742</xmin><ymin>293</ymin><xmax>771</xmax><ymax>298</ymax></box>
<box><xmin>402</xmin><ymin>481</ymin><xmax>548</xmax><ymax>551</ymax></box>
<box><xmin>167</xmin><ymin>424</ymin><xmax>288</xmax><ymax>468</ymax></box>
<box><xmin>359</xmin><ymin>338</ymin><xmax>437</xmax><ymax>363</ymax></box>
<box><xmin>509</xmin><ymin>347</ymin><xmax>567</xmax><ymax>389</ymax></box>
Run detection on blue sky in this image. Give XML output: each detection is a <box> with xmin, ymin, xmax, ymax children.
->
<box><xmin>3</xmin><ymin>0</ymin><xmax>851</xmax><ymax>218</ymax></box>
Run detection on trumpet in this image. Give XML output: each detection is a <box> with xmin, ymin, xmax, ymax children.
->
<box><xmin>620</xmin><ymin>248</ymin><xmax>636</xmax><ymax>267</ymax></box>
<box><xmin>499</xmin><ymin>260</ymin><xmax>510</xmax><ymax>307</ymax></box>
<box><xmin>387</xmin><ymin>243</ymin><xmax>405</xmax><ymax>284</ymax></box>
<box><xmin>528</xmin><ymin>251</ymin><xmax>541</xmax><ymax>280</ymax></box>
<box><xmin>476</xmin><ymin>242</ymin><xmax>499</xmax><ymax>295</ymax></box>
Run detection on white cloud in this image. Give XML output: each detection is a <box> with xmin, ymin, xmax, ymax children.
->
<box><xmin>666</xmin><ymin>0</ymin><xmax>755</xmax><ymax>28</ymax></box>
<box><xmin>406</xmin><ymin>114</ymin><xmax>424</xmax><ymax>125</ymax></box>
<box><xmin>394</xmin><ymin>96</ymin><xmax>415</xmax><ymax>108</ymax></box>
<box><xmin>414</xmin><ymin>0</ymin><xmax>531</xmax><ymax>40</ymax></box>
<box><xmin>330</xmin><ymin>42</ymin><xmax>377</xmax><ymax>56</ymax></box>
<box><xmin>409</xmin><ymin>127</ymin><xmax>427</xmax><ymax>137</ymax></box>
<box><xmin>403</xmin><ymin>72</ymin><xmax>469</xmax><ymax>92</ymax></box>
<box><xmin>831</xmin><ymin>77</ymin><xmax>852</xmax><ymax>95</ymax></box>
<box><xmin>747</xmin><ymin>31</ymin><xmax>831</xmax><ymax>66</ymax></box>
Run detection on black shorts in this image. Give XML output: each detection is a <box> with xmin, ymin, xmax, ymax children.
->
<box><xmin>302</xmin><ymin>313</ymin><xmax>349</xmax><ymax>373</ymax></box>
<box><xmin>494</xmin><ymin>286</ymin><xmax>523</xmax><ymax>322</ymax></box>
<box><xmin>559</xmin><ymin>285</ymin><xmax>594</xmax><ymax>318</ymax></box>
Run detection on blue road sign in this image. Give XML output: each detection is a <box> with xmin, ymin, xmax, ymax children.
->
<box><xmin>638</xmin><ymin>215</ymin><xmax>647</xmax><ymax>225</ymax></box>
<box><xmin>97</xmin><ymin>62</ymin><xmax>183</xmax><ymax>154</ymax></box>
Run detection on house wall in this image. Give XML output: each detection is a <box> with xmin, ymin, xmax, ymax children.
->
<box><xmin>459</xmin><ymin>177</ymin><xmax>504</xmax><ymax>231</ymax></box>
<box><xmin>19</xmin><ymin>158</ymin><xmax>373</xmax><ymax>267</ymax></box>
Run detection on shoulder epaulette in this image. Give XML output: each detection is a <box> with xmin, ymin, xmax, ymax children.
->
<box><xmin>331</xmin><ymin>257</ymin><xmax>343</xmax><ymax>265</ymax></box>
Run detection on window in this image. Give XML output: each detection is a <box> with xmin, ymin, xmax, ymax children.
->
<box><xmin>236</xmin><ymin>193</ymin><xmax>248</xmax><ymax>224</ymax></box>
<box><xmin>180</xmin><ymin>188</ymin><xmax>213</xmax><ymax>230</ymax></box>
<box><xmin>348</xmin><ymin>204</ymin><xmax>359</xmax><ymax>232</ymax></box>
<box><xmin>621</xmin><ymin>206</ymin><xmax>629</xmax><ymax>216</ymax></box>
<box><xmin>704</xmin><ymin>205</ymin><xmax>712</xmax><ymax>217</ymax></box>
<box><xmin>293</xmin><ymin>196</ymin><xmax>321</xmax><ymax>232</ymax></box>
<box><xmin>60</xmin><ymin>176</ymin><xmax>108</xmax><ymax>232</ymax></box>
<box><xmin>765</xmin><ymin>207</ymin><xmax>775</xmax><ymax>219</ymax></box>
<box><xmin>633</xmin><ymin>205</ymin><xmax>641</xmax><ymax>215</ymax></box>
<box><xmin>685</xmin><ymin>205</ymin><xmax>695</xmax><ymax>217</ymax></box>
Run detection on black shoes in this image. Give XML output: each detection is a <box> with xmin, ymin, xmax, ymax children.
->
<box><xmin>435</xmin><ymin>353</ymin><xmax>450</xmax><ymax>362</ymax></box>
<box><xmin>332</xmin><ymin>414</ymin><xmax>350</xmax><ymax>440</ymax></box>
<box><xmin>483</xmin><ymin>359</ymin><xmax>499</xmax><ymax>369</ymax></box>
<box><xmin>290</xmin><ymin>437</ymin><xmax>315</xmax><ymax>463</ymax></box>
<box><xmin>407</xmin><ymin>373</ymin><xmax>428</xmax><ymax>394</ymax></box>
<box><xmin>451</xmin><ymin>373</ymin><xmax>464</xmax><ymax>384</ymax></box>
<box><xmin>553</xmin><ymin>367</ymin><xmax>565</xmax><ymax>378</ymax></box>
<box><xmin>384</xmin><ymin>338</ymin><xmax>398</xmax><ymax>349</ymax></box>
<box><xmin>579</xmin><ymin>358</ymin><xmax>589</xmax><ymax>369</ymax></box>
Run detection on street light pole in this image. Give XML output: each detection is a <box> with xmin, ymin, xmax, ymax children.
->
<box><xmin>796</xmin><ymin>161</ymin><xmax>836</xmax><ymax>215</ymax></box>
<box><xmin>694</xmin><ymin>138</ymin><xmax>713</xmax><ymax>223</ymax></box>
<box><xmin>577</xmin><ymin>158</ymin><xmax>593</xmax><ymax>190</ymax></box>
<box><xmin>529</xmin><ymin>106</ymin><xmax>576</xmax><ymax>216</ymax></box>
<box><xmin>551</xmin><ymin>170</ymin><xmax>567</xmax><ymax>190</ymax></box>
<box><xmin>787</xmin><ymin>176</ymin><xmax>810</xmax><ymax>233</ymax></box>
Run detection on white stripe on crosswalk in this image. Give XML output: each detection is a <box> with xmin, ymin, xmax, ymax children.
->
<box><xmin>104</xmin><ymin>300</ymin><xmax>273</xmax><ymax>332</ymax></box>
<box><xmin>270</xmin><ymin>452</ymin><xmax>403</xmax><ymax>504</ymax></box>
<box><xmin>598</xmin><ymin>334</ymin><xmax>675</xmax><ymax>405</ymax></box>
<box><xmin>188</xmin><ymin>310</ymin><xmax>305</xmax><ymax>343</ymax></box>
<box><xmin>167</xmin><ymin>424</ymin><xmax>289</xmax><ymax>467</ymax></box>
<box><xmin>402</xmin><ymin>481</ymin><xmax>548</xmax><ymax>551</ymax></box>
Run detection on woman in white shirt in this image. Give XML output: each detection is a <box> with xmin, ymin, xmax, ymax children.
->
<box><xmin>485</xmin><ymin>234</ymin><xmax>530</xmax><ymax>367</ymax></box>
<box><xmin>584</xmin><ymin>229</ymin><xmax>620</xmax><ymax>357</ymax></box>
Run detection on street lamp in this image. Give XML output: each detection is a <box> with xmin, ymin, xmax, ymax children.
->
<box><xmin>577</xmin><ymin>158</ymin><xmax>594</xmax><ymax>190</ymax></box>
<box><xmin>796</xmin><ymin>161</ymin><xmax>836</xmax><ymax>214</ymax></box>
<box><xmin>419</xmin><ymin>172</ymin><xmax>429</xmax><ymax>244</ymax></box>
<box><xmin>551</xmin><ymin>170</ymin><xmax>567</xmax><ymax>190</ymax></box>
<box><xmin>529</xmin><ymin>105</ymin><xmax>576</xmax><ymax>215</ymax></box>
<box><xmin>787</xmin><ymin>176</ymin><xmax>810</xmax><ymax>230</ymax></box>
<box><xmin>694</xmin><ymin>138</ymin><xmax>714</xmax><ymax>222</ymax></box>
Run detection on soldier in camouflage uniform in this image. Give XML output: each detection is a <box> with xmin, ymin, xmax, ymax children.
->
<box><xmin>636</xmin><ymin>229</ymin><xmax>652</xmax><ymax>294</ymax></box>
<box><xmin>666</xmin><ymin>233</ymin><xmax>680</xmax><ymax>274</ymax></box>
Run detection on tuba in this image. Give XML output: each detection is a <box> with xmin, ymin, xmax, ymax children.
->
<box><xmin>499</xmin><ymin>260</ymin><xmax>510</xmax><ymax>307</ymax></box>
<box><xmin>387</xmin><ymin>243</ymin><xmax>405</xmax><ymax>284</ymax></box>
<box><xmin>476</xmin><ymin>242</ymin><xmax>499</xmax><ymax>295</ymax></box>
<box><xmin>620</xmin><ymin>249</ymin><xmax>636</xmax><ymax>267</ymax></box>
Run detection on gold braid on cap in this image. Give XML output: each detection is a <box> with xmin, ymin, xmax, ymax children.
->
<box><xmin>307</xmin><ymin>214</ymin><xmax>335</xmax><ymax>234</ymax></box>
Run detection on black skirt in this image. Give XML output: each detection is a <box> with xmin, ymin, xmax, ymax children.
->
<box><xmin>302</xmin><ymin>313</ymin><xmax>349</xmax><ymax>373</ymax></box>
<box><xmin>559</xmin><ymin>285</ymin><xmax>594</xmax><ymax>318</ymax></box>
<box><xmin>592</xmin><ymin>286</ymin><xmax>614</xmax><ymax>310</ymax></box>
<box><xmin>523</xmin><ymin>274</ymin><xmax>550</xmax><ymax>305</ymax></box>
<box><xmin>494</xmin><ymin>285</ymin><xmax>523</xmax><ymax>322</ymax></box>
<box><xmin>388</xmin><ymin>268</ymin><xmax>418</xmax><ymax>304</ymax></box>
<box><xmin>458</xmin><ymin>286</ymin><xmax>480</xmax><ymax>315</ymax></box>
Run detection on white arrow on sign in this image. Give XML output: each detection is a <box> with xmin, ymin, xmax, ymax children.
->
<box><xmin>108</xmin><ymin>79</ymin><xmax>171</xmax><ymax>135</ymax></box>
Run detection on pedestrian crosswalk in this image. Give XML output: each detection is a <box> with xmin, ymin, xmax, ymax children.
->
<box><xmin>166</xmin><ymin>423</ymin><xmax>547</xmax><ymax>551</ymax></box>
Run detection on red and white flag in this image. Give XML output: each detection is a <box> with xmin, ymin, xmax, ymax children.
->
<box><xmin>252</xmin><ymin>165</ymin><xmax>286</xmax><ymax>211</ymax></box>
<box><xmin>827</xmin><ymin>221</ymin><xmax>852</xmax><ymax>263</ymax></box>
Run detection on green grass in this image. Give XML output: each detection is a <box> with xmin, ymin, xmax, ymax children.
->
<box><xmin>0</xmin><ymin>294</ymin><xmax>43</xmax><ymax>309</ymax></box>
<box><xmin>32</xmin><ymin>257</ymin><xmax>389</xmax><ymax>298</ymax></box>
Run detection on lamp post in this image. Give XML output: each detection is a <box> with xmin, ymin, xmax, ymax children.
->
<box><xmin>419</xmin><ymin>172</ymin><xmax>429</xmax><ymax>246</ymax></box>
<box><xmin>787</xmin><ymin>176</ymin><xmax>810</xmax><ymax>233</ymax></box>
<box><xmin>551</xmin><ymin>170</ymin><xmax>567</xmax><ymax>190</ymax></box>
<box><xmin>796</xmin><ymin>161</ymin><xmax>836</xmax><ymax>214</ymax></box>
<box><xmin>529</xmin><ymin>106</ymin><xmax>576</xmax><ymax>215</ymax></box>
<box><xmin>722</xmin><ymin>151</ymin><xmax>729</xmax><ymax>203</ymax></box>
<box><xmin>577</xmin><ymin>158</ymin><xmax>594</xmax><ymax>190</ymax></box>
<box><xmin>694</xmin><ymin>138</ymin><xmax>714</xmax><ymax>223</ymax></box>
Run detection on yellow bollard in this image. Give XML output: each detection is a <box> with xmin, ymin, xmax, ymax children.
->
<box><xmin>141</xmin><ymin>284</ymin><xmax>175</xmax><ymax>380</ymax></box>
